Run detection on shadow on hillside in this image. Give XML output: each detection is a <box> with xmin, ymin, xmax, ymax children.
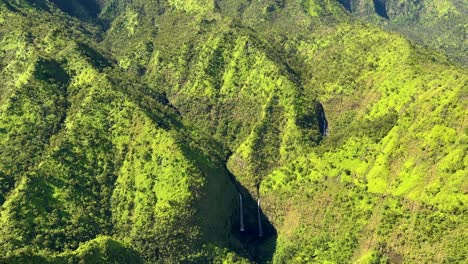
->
<box><xmin>338</xmin><ymin>0</ymin><xmax>352</xmax><ymax>12</ymax></box>
<box><xmin>373</xmin><ymin>0</ymin><xmax>389</xmax><ymax>19</ymax></box>
<box><xmin>51</xmin><ymin>0</ymin><xmax>101</xmax><ymax>19</ymax></box>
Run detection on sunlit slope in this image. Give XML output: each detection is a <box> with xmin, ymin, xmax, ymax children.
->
<box><xmin>0</xmin><ymin>0</ymin><xmax>466</xmax><ymax>263</ymax></box>
<box><xmin>339</xmin><ymin>0</ymin><xmax>468</xmax><ymax>65</ymax></box>
<box><xmin>102</xmin><ymin>1</ymin><xmax>467</xmax><ymax>261</ymax></box>
<box><xmin>259</xmin><ymin>22</ymin><xmax>467</xmax><ymax>263</ymax></box>
<box><xmin>0</xmin><ymin>2</ymin><xmax>241</xmax><ymax>263</ymax></box>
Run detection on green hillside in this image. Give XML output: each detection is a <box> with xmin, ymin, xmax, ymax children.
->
<box><xmin>0</xmin><ymin>0</ymin><xmax>466</xmax><ymax>263</ymax></box>
<box><xmin>338</xmin><ymin>0</ymin><xmax>468</xmax><ymax>65</ymax></box>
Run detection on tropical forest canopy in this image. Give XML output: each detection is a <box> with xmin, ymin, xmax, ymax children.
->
<box><xmin>0</xmin><ymin>0</ymin><xmax>466</xmax><ymax>263</ymax></box>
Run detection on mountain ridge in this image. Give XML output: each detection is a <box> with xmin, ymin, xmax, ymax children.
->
<box><xmin>0</xmin><ymin>0</ymin><xmax>466</xmax><ymax>263</ymax></box>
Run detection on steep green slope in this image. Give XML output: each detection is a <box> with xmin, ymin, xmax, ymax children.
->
<box><xmin>259</xmin><ymin>21</ymin><xmax>467</xmax><ymax>263</ymax></box>
<box><xmin>338</xmin><ymin>0</ymin><xmax>468</xmax><ymax>65</ymax></box>
<box><xmin>0</xmin><ymin>1</ymin><xmax>246</xmax><ymax>263</ymax></box>
<box><xmin>98</xmin><ymin>0</ymin><xmax>468</xmax><ymax>262</ymax></box>
<box><xmin>0</xmin><ymin>0</ymin><xmax>466</xmax><ymax>263</ymax></box>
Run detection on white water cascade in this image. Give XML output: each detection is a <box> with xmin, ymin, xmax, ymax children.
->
<box><xmin>257</xmin><ymin>198</ymin><xmax>263</xmax><ymax>237</ymax></box>
<box><xmin>321</xmin><ymin>111</ymin><xmax>328</xmax><ymax>136</ymax></box>
<box><xmin>239</xmin><ymin>193</ymin><xmax>245</xmax><ymax>232</ymax></box>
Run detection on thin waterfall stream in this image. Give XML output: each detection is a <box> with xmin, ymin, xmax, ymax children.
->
<box><xmin>317</xmin><ymin>102</ymin><xmax>329</xmax><ymax>137</ymax></box>
<box><xmin>257</xmin><ymin>198</ymin><xmax>263</xmax><ymax>237</ymax></box>
<box><xmin>239</xmin><ymin>193</ymin><xmax>244</xmax><ymax>232</ymax></box>
<box><xmin>321</xmin><ymin>111</ymin><xmax>328</xmax><ymax>136</ymax></box>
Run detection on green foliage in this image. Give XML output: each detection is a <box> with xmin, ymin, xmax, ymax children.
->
<box><xmin>0</xmin><ymin>0</ymin><xmax>466</xmax><ymax>263</ymax></box>
<box><xmin>72</xmin><ymin>236</ymin><xmax>142</xmax><ymax>263</ymax></box>
<box><xmin>343</xmin><ymin>0</ymin><xmax>468</xmax><ymax>65</ymax></box>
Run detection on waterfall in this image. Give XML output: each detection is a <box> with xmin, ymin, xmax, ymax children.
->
<box><xmin>239</xmin><ymin>193</ymin><xmax>244</xmax><ymax>232</ymax></box>
<box><xmin>257</xmin><ymin>198</ymin><xmax>263</xmax><ymax>237</ymax></box>
<box><xmin>322</xmin><ymin>111</ymin><xmax>328</xmax><ymax>136</ymax></box>
<box><xmin>318</xmin><ymin>103</ymin><xmax>329</xmax><ymax>137</ymax></box>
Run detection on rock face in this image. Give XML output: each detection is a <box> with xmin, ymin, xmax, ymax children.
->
<box><xmin>0</xmin><ymin>0</ymin><xmax>466</xmax><ymax>263</ymax></box>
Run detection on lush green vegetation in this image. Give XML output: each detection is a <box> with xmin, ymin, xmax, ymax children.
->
<box><xmin>0</xmin><ymin>0</ymin><xmax>466</xmax><ymax>263</ymax></box>
<box><xmin>341</xmin><ymin>0</ymin><xmax>468</xmax><ymax>65</ymax></box>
